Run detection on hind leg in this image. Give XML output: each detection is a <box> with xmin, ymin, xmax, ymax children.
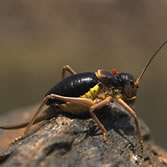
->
<box><xmin>24</xmin><ymin>94</ymin><xmax>94</xmax><ymax>136</ymax></box>
<box><xmin>62</xmin><ymin>65</ymin><xmax>77</xmax><ymax>79</ymax></box>
<box><xmin>24</xmin><ymin>93</ymin><xmax>112</xmax><ymax>140</ymax></box>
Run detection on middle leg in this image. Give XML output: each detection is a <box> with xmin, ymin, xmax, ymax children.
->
<box><xmin>90</xmin><ymin>96</ymin><xmax>113</xmax><ymax>141</ymax></box>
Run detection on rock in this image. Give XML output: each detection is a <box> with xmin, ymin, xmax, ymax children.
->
<box><xmin>0</xmin><ymin>104</ymin><xmax>167</xmax><ymax>167</ymax></box>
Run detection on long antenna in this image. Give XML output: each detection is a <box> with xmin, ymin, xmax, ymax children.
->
<box><xmin>135</xmin><ymin>40</ymin><xmax>167</xmax><ymax>85</ymax></box>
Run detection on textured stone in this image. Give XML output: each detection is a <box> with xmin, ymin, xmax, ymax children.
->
<box><xmin>0</xmin><ymin>104</ymin><xmax>167</xmax><ymax>167</ymax></box>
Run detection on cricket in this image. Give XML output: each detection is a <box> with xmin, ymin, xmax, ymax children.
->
<box><xmin>1</xmin><ymin>40</ymin><xmax>167</xmax><ymax>150</ymax></box>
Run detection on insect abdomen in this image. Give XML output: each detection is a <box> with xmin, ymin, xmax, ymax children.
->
<box><xmin>45</xmin><ymin>72</ymin><xmax>99</xmax><ymax>105</ymax></box>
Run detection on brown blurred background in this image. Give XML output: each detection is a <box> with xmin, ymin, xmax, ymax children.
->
<box><xmin>0</xmin><ymin>0</ymin><xmax>167</xmax><ymax>149</ymax></box>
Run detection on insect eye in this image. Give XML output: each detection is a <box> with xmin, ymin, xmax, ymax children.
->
<box><xmin>130</xmin><ymin>80</ymin><xmax>134</xmax><ymax>86</ymax></box>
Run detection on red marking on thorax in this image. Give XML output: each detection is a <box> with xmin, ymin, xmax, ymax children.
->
<box><xmin>112</xmin><ymin>69</ymin><xmax>119</xmax><ymax>74</ymax></box>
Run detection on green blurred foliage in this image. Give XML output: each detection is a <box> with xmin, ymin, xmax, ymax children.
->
<box><xmin>0</xmin><ymin>0</ymin><xmax>167</xmax><ymax>149</ymax></box>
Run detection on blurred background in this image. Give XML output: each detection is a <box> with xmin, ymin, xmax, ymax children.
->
<box><xmin>0</xmin><ymin>0</ymin><xmax>167</xmax><ymax>149</ymax></box>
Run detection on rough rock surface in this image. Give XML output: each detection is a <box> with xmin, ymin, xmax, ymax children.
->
<box><xmin>0</xmin><ymin>104</ymin><xmax>167</xmax><ymax>167</ymax></box>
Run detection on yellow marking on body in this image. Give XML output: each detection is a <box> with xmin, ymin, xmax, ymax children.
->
<box><xmin>58</xmin><ymin>84</ymin><xmax>100</xmax><ymax>114</ymax></box>
<box><xmin>81</xmin><ymin>84</ymin><xmax>100</xmax><ymax>100</ymax></box>
<box><xmin>95</xmin><ymin>71</ymin><xmax>98</xmax><ymax>77</ymax></box>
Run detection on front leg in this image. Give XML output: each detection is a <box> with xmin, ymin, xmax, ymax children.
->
<box><xmin>116</xmin><ymin>97</ymin><xmax>144</xmax><ymax>151</ymax></box>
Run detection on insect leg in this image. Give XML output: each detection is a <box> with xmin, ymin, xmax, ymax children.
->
<box><xmin>24</xmin><ymin>95</ymin><xmax>53</xmax><ymax>135</ymax></box>
<box><xmin>24</xmin><ymin>94</ymin><xmax>95</xmax><ymax>135</ymax></box>
<box><xmin>48</xmin><ymin>94</ymin><xmax>94</xmax><ymax>106</ymax></box>
<box><xmin>116</xmin><ymin>97</ymin><xmax>143</xmax><ymax>150</ymax></box>
<box><xmin>62</xmin><ymin>65</ymin><xmax>77</xmax><ymax>79</ymax></box>
<box><xmin>90</xmin><ymin>97</ymin><xmax>113</xmax><ymax>141</ymax></box>
<box><xmin>49</xmin><ymin>94</ymin><xmax>113</xmax><ymax>140</ymax></box>
<box><xmin>25</xmin><ymin>93</ymin><xmax>112</xmax><ymax>141</ymax></box>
